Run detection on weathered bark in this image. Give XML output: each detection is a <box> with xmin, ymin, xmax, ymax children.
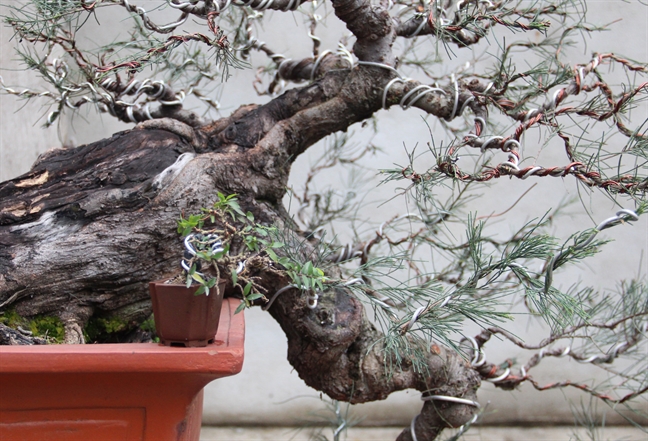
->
<box><xmin>0</xmin><ymin>125</ymin><xmax>287</xmax><ymax>332</ymax></box>
<box><xmin>1</xmin><ymin>65</ymin><xmax>374</xmax><ymax>323</ymax></box>
<box><xmin>0</xmin><ymin>323</ymin><xmax>46</xmax><ymax>345</ymax></box>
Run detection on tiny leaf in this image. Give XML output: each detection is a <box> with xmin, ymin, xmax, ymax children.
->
<box><xmin>191</xmin><ymin>273</ymin><xmax>206</xmax><ymax>284</ymax></box>
<box><xmin>278</xmin><ymin>257</ymin><xmax>292</xmax><ymax>268</ymax></box>
<box><xmin>266</xmin><ymin>248</ymin><xmax>278</xmax><ymax>262</ymax></box>
<box><xmin>247</xmin><ymin>293</ymin><xmax>264</xmax><ymax>301</ymax></box>
<box><xmin>228</xmin><ymin>200</ymin><xmax>245</xmax><ymax>216</ymax></box>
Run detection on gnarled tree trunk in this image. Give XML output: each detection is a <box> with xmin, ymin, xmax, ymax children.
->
<box><xmin>0</xmin><ymin>71</ymin><xmax>480</xmax><ymax>440</ymax></box>
<box><xmin>0</xmin><ymin>0</ymin><xmax>488</xmax><ymax>436</ymax></box>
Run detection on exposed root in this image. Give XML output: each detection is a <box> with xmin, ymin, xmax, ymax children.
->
<box><xmin>0</xmin><ymin>323</ymin><xmax>46</xmax><ymax>345</ymax></box>
<box><xmin>60</xmin><ymin>305</ymin><xmax>94</xmax><ymax>345</ymax></box>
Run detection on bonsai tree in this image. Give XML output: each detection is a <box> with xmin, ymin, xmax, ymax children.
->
<box><xmin>1</xmin><ymin>0</ymin><xmax>646</xmax><ymax>439</ymax></box>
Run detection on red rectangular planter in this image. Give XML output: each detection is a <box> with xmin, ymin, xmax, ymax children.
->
<box><xmin>0</xmin><ymin>298</ymin><xmax>244</xmax><ymax>441</ymax></box>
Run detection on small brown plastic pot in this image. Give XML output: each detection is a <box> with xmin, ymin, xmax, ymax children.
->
<box><xmin>149</xmin><ymin>278</ymin><xmax>226</xmax><ymax>347</ymax></box>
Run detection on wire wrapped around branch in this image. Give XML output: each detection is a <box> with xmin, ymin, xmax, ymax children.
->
<box><xmin>433</xmin><ymin>157</ymin><xmax>647</xmax><ymax>195</ymax></box>
<box><xmin>120</xmin><ymin>0</ymin><xmax>189</xmax><ymax>33</ymax></box>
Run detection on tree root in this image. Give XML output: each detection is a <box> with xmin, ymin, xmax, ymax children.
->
<box><xmin>0</xmin><ymin>323</ymin><xmax>46</xmax><ymax>345</ymax></box>
<box><xmin>60</xmin><ymin>305</ymin><xmax>94</xmax><ymax>345</ymax></box>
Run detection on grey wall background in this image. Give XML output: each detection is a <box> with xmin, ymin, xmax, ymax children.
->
<box><xmin>1</xmin><ymin>0</ymin><xmax>647</xmax><ymax>427</ymax></box>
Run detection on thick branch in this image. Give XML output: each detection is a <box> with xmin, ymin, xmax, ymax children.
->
<box><xmin>211</xmin><ymin>66</ymin><xmax>390</xmax><ymax>157</ymax></box>
<box><xmin>262</xmin><ymin>281</ymin><xmax>480</xmax><ymax>440</ymax></box>
<box><xmin>331</xmin><ymin>0</ymin><xmax>396</xmax><ymax>63</ymax></box>
<box><xmin>274</xmin><ymin>54</ymin><xmax>348</xmax><ymax>83</ymax></box>
<box><xmin>396</xmin><ymin>16</ymin><xmax>482</xmax><ymax>47</ymax></box>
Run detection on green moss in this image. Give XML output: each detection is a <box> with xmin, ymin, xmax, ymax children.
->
<box><xmin>84</xmin><ymin>316</ymin><xmax>130</xmax><ymax>342</ymax></box>
<box><xmin>140</xmin><ymin>315</ymin><xmax>157</xmax><ymax>333</ymax></box>
<box><xmin>83</xmin><ymin>318</ymin><xmax>100</xmax><ymax>343</ymax></box>
<box><xmin>0</xmin><ymin>309</ymin><xmax>65</xmax><ymax>343</ymax></box>
<box><xmin>29</xmin><ymin>316</ymin><xmax>65</xmax><ymax>342</ymax></box>
<box><xmin>139</xmin><ymin>315</ymin><xmax>159</xmax><ymax>343</ymax></box>
<box><xmin>1</xmin><ymin>309</ymin><xmax>155</xmax><ymax>344</ymax></box>
<box><xmin>0</xmin><ymin>309</ymin><xmax>24</xmax><ymax>328</ymax></box>
<box><xmin>99</xmin><ymin>317</ymin><xmax>129</xmax><ymax>334</ymax></box>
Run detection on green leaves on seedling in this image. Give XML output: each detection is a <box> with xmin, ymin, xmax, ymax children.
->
<box><xmin>234</xmin><ymin>301</ymin><xmax>246</xmax><ymax>314</ymax></box>
<box><xmin>184</xmin><ymin>262</ymin><xmax>218</xmax><ymax>296</ymax></box>
<box><xmin>177</xmin><ymin>214</ymin><xmax>204</xmax><ymax>237</ymax></box>
<box><xmin>179</xmin><ymin>193</ymin><xmax>247</xmax><ymax>238</ymax></box>
<box><xmin>243</xmin><ymin>281</ymin><xmax>253</xmax><ymax>296</ymax></box>
<box><xmin>179</xmin><ymin>192</ymin><xmax>323</xmax><ymax>310</ymax></box>
<box><xmin>247</xmin><ymin>293</ymin><xmax>264</xmax><ymax>301</ymax></box>
<box><xmin>234</xmin><ymin>281</ymin><xmax>265</xmax><ymax>314</ymax></box>
<box><xmin>241</xmin><ymin>222</ymin><xmax>281</xmax><ymax>252</ymax></box>
<box><xmin>213</xmin><ymin>192</ymin><xmax>245</xmax><ymax>219</ymax></box>
<box><xmin>191</xmin><ymin>272</ymin><xmax>206</xmax><ymax>285</ymax></box>
<box><xmin>185</xmin><ymin>263</ymin><xmax>199</xmax><ymax>288</ymax></box>
<box><xmin>194</xmin><ymin>277</ymin><xmax>217</xmax><ymax>296</ymax></box>
<box><xmin>264</xmin><ymin>241</ymin><xmax>284</xmax><ymax>261</ymax></box>
<box><xmin>231</xmin><ymin>268</ymin><xmax>238</xmax><ymax>286</ymax></box>
<box><xmin>272</xmin><ymin>256</ymin><xmax>326</xmax><ymax>292</ymax></box>
<box><xmin>178</xmin><ymin>193</ymin><xmax>288</xmax><ymax>310</ymax></box>
<box><xmin>195</xmin><ymin>244</ymin><xmax>229</xmax><ymax>263</ymax></box>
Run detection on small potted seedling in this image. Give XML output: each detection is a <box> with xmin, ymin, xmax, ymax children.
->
<box><xmin>149</xmin><ymin>193</ymin><xmax>271</xmax><ymax>346</ymax></box>
<box><xmin>149</xmin><ymin>231</ymin><xmax>229</xmax><ymax>347</ymax></box>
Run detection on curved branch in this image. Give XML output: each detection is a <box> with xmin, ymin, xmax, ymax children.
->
<box><xmin>396</xmin><ymin>16</ymin><xmax>484</xmax><ymax>47</ymax></box>
<box><xmin>228</xmin><ymin>0</ymin><xmax>308</xmax><ymax>11</ymax></box>
<box><xmin>384</xmin><ymin>78</ymin><xmax>487</xmax><ymax>121</ymax></box>
<box><xmin>209</xmin><ymin>66</ymin><xmax>393</xmax><ymax>158</ymax></box>
<box><xmin>263</xmin><ymin>281</ymin><xmax>480</xmax><ymax>441</ymax></box>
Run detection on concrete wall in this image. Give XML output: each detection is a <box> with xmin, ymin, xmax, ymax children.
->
<box><xmin>0</xmin><ymin>3</ymin><xmax>61</xmax><ymax>181</ymax></box>
<box><xmin>1</xmin><ymin>0</ymin><xmax>646</xmax><ymax>427</ymax></box>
